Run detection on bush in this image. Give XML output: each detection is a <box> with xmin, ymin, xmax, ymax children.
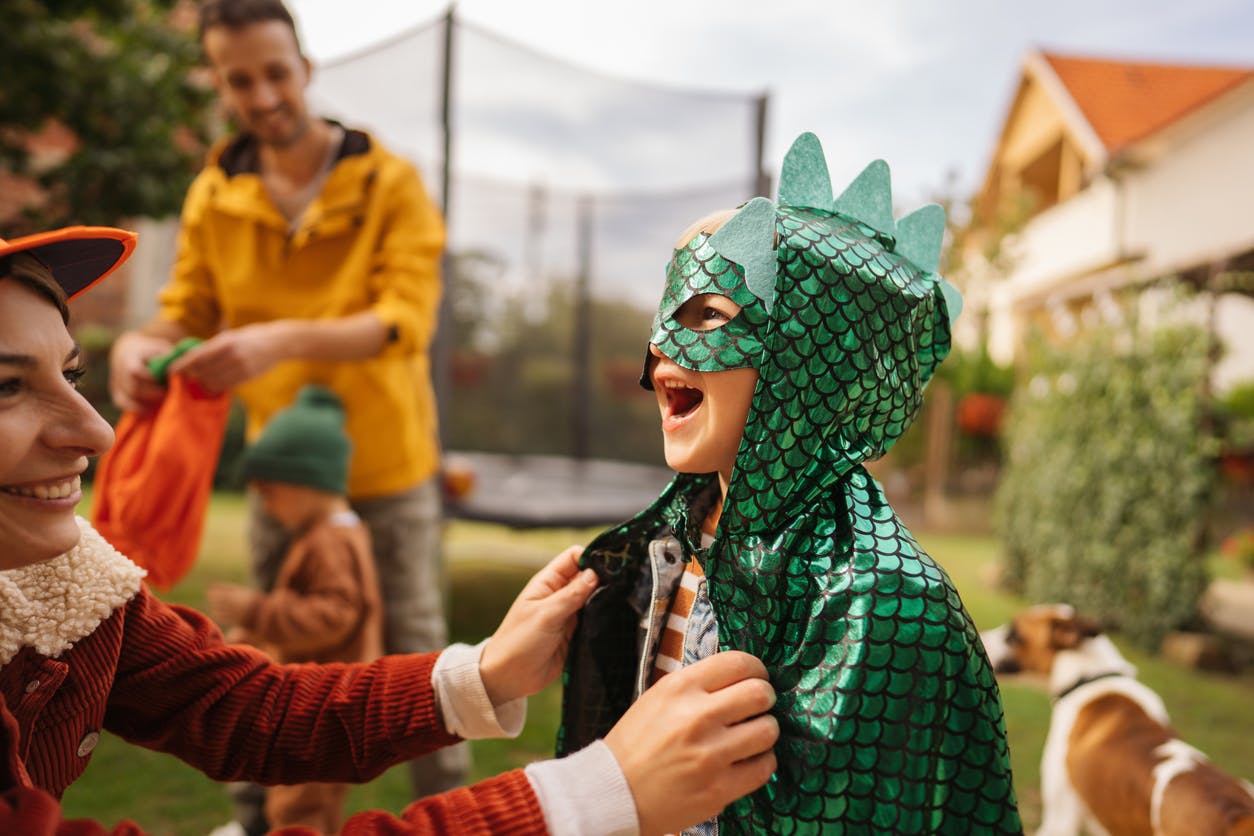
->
<box><xmin>1216</xmin><ymin>379</ymin><xmax>1254</xmax><ymax>452</ymax></box>
<box><xmin>995</xmin><ymin>308</ymin><xmax>1217</xmax><ymax>651</ymax></box>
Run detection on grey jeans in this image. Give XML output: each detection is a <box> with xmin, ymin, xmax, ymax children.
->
<box><xmin>245</xmin><ymin>476</ymin><xmax>470</xmax><ymax>801</ymax></box>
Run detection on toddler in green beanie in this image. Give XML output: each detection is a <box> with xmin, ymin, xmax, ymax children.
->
<box><xmin>207</xmin><ymin>385</ymin><xmax>383</xmax><ymax>834</ymax></box>
<box><xmin>237</xmin><ymin>384</ymin><xmax>352</xmax><ymax>497</ymax></box>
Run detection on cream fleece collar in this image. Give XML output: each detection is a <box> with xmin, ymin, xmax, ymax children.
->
<box><xmin>0</xmin><ymin>516</ymin><xmax>146</xmax><ymax>665</ymax></box>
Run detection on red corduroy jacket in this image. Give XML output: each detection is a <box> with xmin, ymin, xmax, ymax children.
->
<box><xmin>0</xmin><ymin>520</ymin><xmax>545</xmax><ymax>834</ymax></box>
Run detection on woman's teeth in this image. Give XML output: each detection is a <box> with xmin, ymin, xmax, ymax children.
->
<box><xmin>2</xmin><ymin>476</ymin><xmax>81</xmax><ymax>500</ymax></box>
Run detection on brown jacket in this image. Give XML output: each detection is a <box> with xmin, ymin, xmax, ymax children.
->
<box><xmin>242</xmin><ymin>511</ymin><xmax>384</xmax><ymax>664</ymax></box>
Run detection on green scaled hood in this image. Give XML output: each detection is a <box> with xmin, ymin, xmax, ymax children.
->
<box><xmin>726</xmin><ymin>202</ymin><xmax>952</xmax><ymax>532</ymax></box>
<box><xmin>558</xmin><ymin>134</ymin><xmax>1020</xmax><ymax>835</ymax></box>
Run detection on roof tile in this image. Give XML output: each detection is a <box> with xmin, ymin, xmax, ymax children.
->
<box><xmin>1043</xmin><ymin>51</ymin><xmax>1253</xmax><ymax>150</ymax></box>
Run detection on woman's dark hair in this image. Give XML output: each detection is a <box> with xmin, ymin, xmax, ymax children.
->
<box><xmin>0</xmin><ymin>253</ymin><xmax>70</xmax><ymax>324</ymax></box>
<box><xmin>198</xmin><ymin>0</ymin><xmax>302</xmax><ymax>51</ymax></box>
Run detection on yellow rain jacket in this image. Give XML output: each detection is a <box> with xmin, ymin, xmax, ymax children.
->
<box><xmin>158</xmin><ymin>126</ymin><xmax>444</xmax><ymax>498</ymax></box>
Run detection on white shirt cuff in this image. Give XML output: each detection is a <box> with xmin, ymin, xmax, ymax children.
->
<box><xmin>524</xmin><ymin>740</ymin><xmax>639</xmax><ymax>836</ymax></box>
<box><xmin>431</xmin><ymin>640</ymin><xmax>526</xmax><ymax>739</ymax></box>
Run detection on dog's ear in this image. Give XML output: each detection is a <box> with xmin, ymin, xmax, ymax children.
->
<box><xmin>1074</xmin><ymin>614</ymin><xmax>1102</xmax><ymax>639</ymax></box>
<box><xmin>1052</xmin><ymin>613</ymin><xmax>1102</xmax><ymax>649</ymax></box>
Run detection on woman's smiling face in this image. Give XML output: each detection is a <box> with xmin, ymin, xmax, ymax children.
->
<box><xmin>648</xmin><ymin>293</ymin><xmax>759</xmax><ymax>485</ymax></box>
<box><xmin>0</xmin><ymin>280</ymin><xmax>114</xmax><ymax>569</ymax></box>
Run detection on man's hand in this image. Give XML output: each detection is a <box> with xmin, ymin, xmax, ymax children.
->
<box><xmin>606</xmin><ymin>650</ymin><xmax>779</xmax><ymax>836</ymax></box>
<box><xmin>206</xmin><ymin>582</ymin><xmax>260</xmax><ymax>628</ymax></box>
<box><xmin>479</xmin><ymin>546</ymin><xmax>597</xmax><ymax>706</ymax></box>
<box><xmin>109</xmin><ymin>331</ymin><xmax>175</xmax><ymax>413</ymax></box>
<box><xmin>169</xmin><ymin>322</ymin><xmax>288</xmax><ymax>393</ymax></box>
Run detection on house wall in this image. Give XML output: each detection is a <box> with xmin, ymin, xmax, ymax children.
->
<box><xmin>124</xmin><ymin>217</ymin><xmax>180</xmax><ymax>327</ymax></box>
<box><xmin>986</xmin><ymin>83</ymin><xmax>1254</xmax><ymax>387</ymax></box>
<box><xmin>1124</xmin><ymin>90</ymin><xmax>1254</xmax><ymax>390</ymax></box>
<box><xmin>1003</xmin><ymin>178</ymin><xmax>1124</xmax><ymax>293</ymax></box>
<box><xmin>984</xmin><ymin>179</ymin><xmax>1123</xmax><ymax>362</ymax></box>
<box><xmin>1000</xmin><ymin>80</ymin><xmax>1068</xmax><ymax>171</ymax></box>
<box><xmin>1122</xmin><ymin>88</ymin><xmax>1254</xmax><ymax>278</ymax></box>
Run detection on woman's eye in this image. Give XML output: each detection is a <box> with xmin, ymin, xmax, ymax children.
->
<box><xmin>0</xmin><ymin>377</ymin><xmax>19</xmax><ymax>397</ymax></box>
<box><xmin>64</xmin><ymin>367</ymin><xmax>86</xmax><ymax>389</ymax></box>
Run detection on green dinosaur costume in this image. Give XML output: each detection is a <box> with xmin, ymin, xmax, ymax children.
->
<box><xmin>557</xmin><ymin>133</ymin><xmax>1021</xmax><ymax>834</ymax></box>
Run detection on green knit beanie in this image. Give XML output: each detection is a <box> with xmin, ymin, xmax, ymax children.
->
<box><xmin>240</xmin><ymin>385</ymin><xmax>351</xmax><ymax>494</ymax></box>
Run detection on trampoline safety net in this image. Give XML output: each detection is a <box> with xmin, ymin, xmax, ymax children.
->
<box><xmin>311</xmin><ymin>13</ymin><xmax>766</xmax><ymax>475</ymax></box>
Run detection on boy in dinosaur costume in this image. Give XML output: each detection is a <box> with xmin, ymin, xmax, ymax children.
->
<box><xmin>558</xmin><ymin>133</ymin><xmax>1022</xmax><ymax>834</ymax></box>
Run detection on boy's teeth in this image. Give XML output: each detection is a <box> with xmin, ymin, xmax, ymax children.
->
<box><xmin>1</xmin><ymin>476</ymin><xmax>81</xmax><ymax>500</ymax></box>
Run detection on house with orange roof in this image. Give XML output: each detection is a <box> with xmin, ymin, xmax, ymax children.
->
<box><xmin>963</xmin><ymin>48</ymin><xmax>1254</xmax><ymax>389</ymax></box>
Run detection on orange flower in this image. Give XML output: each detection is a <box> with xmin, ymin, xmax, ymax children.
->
<box><xmin>1220</xmin><ymin>528</ymin><xmax>1254</xmax><ymax>572</ymax></box>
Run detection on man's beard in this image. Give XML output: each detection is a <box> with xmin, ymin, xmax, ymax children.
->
<box><xmin>239</xmin><ymin>105</ymin><xmax>310</xmax><ymax>150</ymax></box>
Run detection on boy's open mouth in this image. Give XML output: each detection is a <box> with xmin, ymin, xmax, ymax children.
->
<box><xmin>662</xmin><ymin>380</ymin><xmax>704</xmax><ymax>420</ymax></box>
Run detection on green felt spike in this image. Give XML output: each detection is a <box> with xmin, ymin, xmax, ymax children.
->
<box><xmin>832</xmin><ymin>160</ymin><xmax>895</xmax><ymax>239</ymax></box>
<box><xmin>938</xmin><ymin>276</ymin><xmax>964</xmax><ymax>324</ymax></box>
<box><xmin>709</xmin><ymin>197</ymin><xmax>778</xmax><ymax>312</ymax></box>
<box><xmin>895</xmin><ymin>203</ymin><xmax>945</xmax><ymax>274</ymax></box>
<box><xmin>778</xmin><ymin>132</ymin><xmax>833</xmax><ymax>210</ymax></box>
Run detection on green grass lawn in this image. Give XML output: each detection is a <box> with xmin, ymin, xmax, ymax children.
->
<box><xmin>60</xmin><ymin>494</ymin><xmax>1254</xmax><ymax>833</ymax></box>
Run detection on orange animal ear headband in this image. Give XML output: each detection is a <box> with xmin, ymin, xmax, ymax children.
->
<box><xmin>0</xmin><ymin>226</ymin><xmax>137</xmax><ymax>300</ymax></box>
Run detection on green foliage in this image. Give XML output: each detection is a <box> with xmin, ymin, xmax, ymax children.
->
<box><xmin>1219</xmin><ymin>380</ymin><xmax>1254</xmax><ymax>420</ymax></box>
<box><xmin>885</xmin><ymin>347</ymin><xmax>1014</xmax><ymax>480</ymax></box>
<box><xmin>936</xmin><ymin>345</ymin><xmax>1015</xmax><ymax>398</ymax></box>
<box><xmin>0</xmin><ymin>0</ymin><xmax>211</xmax><ymax>232</ymax></box>
<box><xmin>1216</xmin><ymin>377</ymin><xmax>1254</xmax><ymax>450</ymax></box>
<box><xmin>995</xmin><ymin>310</ymin><xmax>1218</xmax><ymax>651</ymax></box>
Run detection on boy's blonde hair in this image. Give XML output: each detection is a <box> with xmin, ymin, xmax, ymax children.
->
<box><xmin>673</xmin><ymin>208</ymin><xmax>739</xmax><ymax>249</ymax></box>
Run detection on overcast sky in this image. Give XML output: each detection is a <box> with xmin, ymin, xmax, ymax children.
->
<box><xmin>289</xmin><ymin>0</ymin><xmax>1253</xmax><ymax>205</ymax></box>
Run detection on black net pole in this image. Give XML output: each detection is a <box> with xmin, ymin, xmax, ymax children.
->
<box><xmin>434</xmin><ymin>5</ymin><xmax>456</xmax><ymax>447</ymax></box>
<box><xmin>755</xmin><ymin>91</ymin><xmax>771</xmax><ymax>198</ymax></box>
<box><xmin>573</xmin><ymin>194</ymin><xmax>593</xmax><ymax>461</ymax></box>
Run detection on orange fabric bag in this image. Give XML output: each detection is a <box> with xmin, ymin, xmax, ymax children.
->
<box><xmin>92</xmin><ymin>340</ymin><xmax>232</xmax><ymax>589</ymax></box>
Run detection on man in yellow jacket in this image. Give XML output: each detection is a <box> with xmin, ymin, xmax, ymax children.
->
<box><xmin>109</xmin><ymin>0</ymin><xmax>465</xmax><ymax>828</ymax></box>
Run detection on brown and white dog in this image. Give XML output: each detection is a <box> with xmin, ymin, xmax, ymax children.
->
<box><xmin>982</xmin><ymin>604</ymin><xmax>1254</xmax><ymax>836</ymax></box>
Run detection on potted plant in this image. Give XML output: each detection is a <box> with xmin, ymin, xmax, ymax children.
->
<box><xmin>1220</xmin><ymin>527</ymin><xmax>1254</xmax><ymax>578</ymax></box>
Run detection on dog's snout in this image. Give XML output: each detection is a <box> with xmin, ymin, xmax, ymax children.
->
<box><xmin>992</xmin><ymin>657</ymin><xmax>1021</xmax><ymax>674</ymax></box>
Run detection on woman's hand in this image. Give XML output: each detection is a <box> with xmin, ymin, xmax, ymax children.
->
<box><xmin>478</xmin><ymin>546</ymin><xmax>597</xmax><ymax>706</ymax></box>
<box><xmin>607</xmin><ymin>651</ymin><xmax>779</xmax><ymax>835</ymax></box>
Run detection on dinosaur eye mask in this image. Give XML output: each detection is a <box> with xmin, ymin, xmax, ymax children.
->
<box><xmin>646</xmin><ymin>232</ymin><xmax>768</xmax><ymax>376</ymax></box>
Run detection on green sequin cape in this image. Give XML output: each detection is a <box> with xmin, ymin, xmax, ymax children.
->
<box><xmin>557</xmin><ymin>199</ymin><xmax>1022</xmax><ymax>834</ymax></box>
